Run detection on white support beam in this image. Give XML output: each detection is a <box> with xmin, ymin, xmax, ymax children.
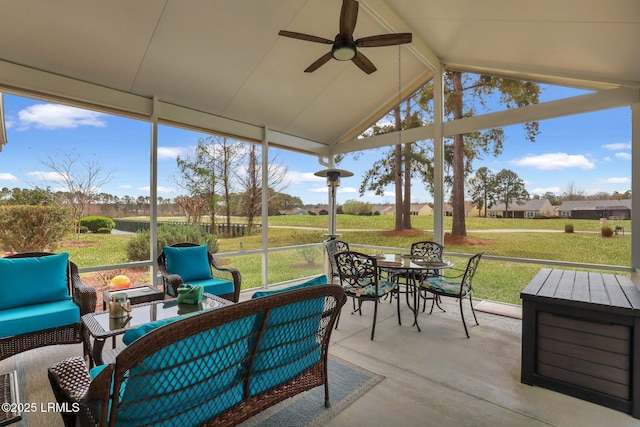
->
<box><xmin>443</xmin><ymin>87</ymin><xmax>636</xmax><ymax>137</ymax></box>
<box><xmin>433</xmin><ymin>68</ymin><xmax>445</xmax><ymax>244</ymax></box>
<box><xmin>335</xmin><ymin>87</ymin><xmax>636</xmax><ymax>154</ymax></box>
<box><xmin>631</xmin><ymin>94</ymin><xmax>640</xmax><ymax>282</ymax></box>
<box><xmin>0</xmin><ymin>59</ymin><xmax>326</xmax><ymax>155</ymax></box>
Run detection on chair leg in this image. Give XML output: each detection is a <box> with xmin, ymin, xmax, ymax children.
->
<box><xmin>459</xmin><ymin>297</ymin><xmax>470</xmax><ymax>338</ymax></box>
<box><xmin>334</xmin><ymin>307</ymin><xmax>341</xmax><ymax>330</ymax></box>
<box><xmin>396</xmin><ymin>288</ymin><xmax>402</xmax><ymax>325</ymax></box>
<box><xmin>469</xmin><ymin>294</ymin><xmax>479</xmax><ymax>326</ymax></box>
<box><xmin>371</xmin><ymin>298</ymin><xmax>378</xmax><ymax>340</ymax></box>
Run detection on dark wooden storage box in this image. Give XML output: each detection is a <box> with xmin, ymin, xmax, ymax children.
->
<box><xmin>521</xmin><ymin>268</ymin><xmax>640</xmax><ymax>418</ymax></box>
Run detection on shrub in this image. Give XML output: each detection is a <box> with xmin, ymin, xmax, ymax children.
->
<box><xmin>79</xmin><ymin>226</ymin><xmax>89</xmax><ymax>233</ymax></box>
<box><xmin>126</xmin><ymin>223</ymin><xmax>219</xmax><ymax>261</ymax></box>
<box><xmin>81</xmin><ymin>216</ymin><xmax>115</xmax><ymax>232</ymax></box>
<box><xmin>601</xmin><ymin>226</ymin><xmax>614</xmax><ymax>237</ymax></box>
<box><xmin>96</xmin><ymin>227</ymin><xmax>112</xmax><ymax>234</ymax></box>
<box><xmin>564</xmin><ymin>223</ymin><xmax>574</xmax><ymax>233</ymax></box>
<box><xmin>0</xmin><ymin>205</ymin><xmax>73</xmax><ymax>252</ymax></box>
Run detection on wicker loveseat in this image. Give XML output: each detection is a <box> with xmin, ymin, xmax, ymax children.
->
<box><xmin>0</xmin><ymin>252</ymin><xmax>97</xmax><ymax>361</ymax></box>
<box><xmin>48</xmin><ymin>281</ymin><xmax>346</xmax><ymax>427</ymax></box>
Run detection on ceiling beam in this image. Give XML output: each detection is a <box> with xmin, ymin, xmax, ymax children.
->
<box><xmin>0</xmin><ymin>59</ymin><xmax>326</xmax><ymax>155</ymax></box>
<box><xmin>335</xmin><ymin>86</ymin><xmax>637</xmax><ymax>154</ymax></box>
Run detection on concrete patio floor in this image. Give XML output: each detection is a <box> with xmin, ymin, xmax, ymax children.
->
<box><xmin>288</xmin><ymin>292</ymin><xmax>639</xmax><ymax>427</ymax></box>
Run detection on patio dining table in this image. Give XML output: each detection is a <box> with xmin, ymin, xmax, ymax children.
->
<box><xmin>376</xmin><ymin>254</ymin><xmax>453</xmax><ymax>331</ymax></box>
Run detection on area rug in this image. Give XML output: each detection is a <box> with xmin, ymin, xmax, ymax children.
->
<box><xmin>0</xmin><ymin>347</ymin><xmax>383</xmax><ymax>427</ymax></box>
<box><xmin>240</xmin><ymin>356</ymin><xmax>385</xmax><ymax>427</ymax></box>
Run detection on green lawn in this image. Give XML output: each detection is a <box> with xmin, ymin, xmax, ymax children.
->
<box><xmin>61</xmin><ymin>216</ymin><xmax>632</xmax><ymax>306</ymax></box>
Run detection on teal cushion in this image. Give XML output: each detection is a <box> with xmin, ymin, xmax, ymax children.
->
<box><xmin>188</xmin><ymin>277</ymin><xmax>234</xmax><ymax>296</ymax></box>
<box><xmin>423</xmin><ymin>278</ymin><xmax>469</xmax><ymax>296</ymax></box>
<box><xmin>249</xmin><ymin>281</ymin><xmax>327</xmax><ymax>395</ymax></box>
<box><xmin>116</xmin><ymin>315</ymin><xmax>256</xmax><ymax>426</ymax></box>
<box><xmin>163</xmin><ymin>245</ymin><xmax>212</xmax><ymax>283</ymax></box>
<box><xmin>0</xmin><ymin>253</ymin><xmax>70</xmax><ymax>310</ymax></box>
<box><xmin>0</xmin><ymin>300</ymin><xmax>79</xmax><ymax>338</ymax></box>
<box><xmin>251</xmin><ymin>275</ymin><xmax>327</xmax><ymax>299</ymax></box>
<box><xmin>122</xmin><ymin>316</ymin><xmax>184</xmax><ymax>346</ymax></box>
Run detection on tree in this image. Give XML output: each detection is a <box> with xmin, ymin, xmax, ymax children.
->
<box><xmin>236</xmin><ymin>144</ymin><xmax>289</xmax><ymax>233</ymax></box>
<box><xmin>562</xmin><ymin>181</ymin><xmax>586</xmax><ymax>201</ymax></box>
<box><xmin>492</xmin><ymin>169</ymin><xmax>529</xmax><ymax>217</ymax></box>
<box><xmin>357</xmin><ymin>99</ymin><xmax>431</xmax><ymax>231</ymax></box>
<box><xmin>176</xmin><ymin>136</ymin><xmax>243</xmax><ymax>236</ymax></box>
<box><xmin>432</xmin><ymin>72</ymin><xmax>540</xmax><ymax>236</ymax></box>
<box><xmin>40</xmin><ymin>152</ymin><xmax>112</xmax><ymax>235</ymax></box>
<box><xmin>468</xmin><ymin>167</ymin><xmax>494</xmax><ymax>217</ymax></box>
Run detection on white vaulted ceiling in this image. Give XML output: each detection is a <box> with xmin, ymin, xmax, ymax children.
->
<box><xmin>0</xmin><ymin>0</ymin><xmax>638</xmax><ymax>156</ymax></box>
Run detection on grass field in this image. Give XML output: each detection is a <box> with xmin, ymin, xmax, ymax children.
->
<box><xmin>59</xmin><ymin>215</ymin><xmax>632</xmax><ymax>306</ymax></box>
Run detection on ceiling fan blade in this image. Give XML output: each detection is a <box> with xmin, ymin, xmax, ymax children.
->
<box><xmin>339</xmin><ymin>0</ymin><xmax>359</xmax><ymax>36</ymax></box>
<box><xmin>352</xmin><ymin>51</ymin><xmax>377</xmax><ymax>74</ymax></box>
<box><xmin>278</xmin><ymin>30</ymin><xmax>333</xmax><ymax>45</ymax></box>
<box><xmin>305</xmin><ymin>52</ymin><xmax>334</xmax><ymax>73</ymax></box>
<box><xmin>356</xmin><ymin>33</ymin><xmax>412</xmax><ymax>47</ymax></box>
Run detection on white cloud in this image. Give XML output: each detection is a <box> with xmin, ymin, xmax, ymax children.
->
<box><xmin>602</xmin><ymin>142</ymin><xmax>631</xmax><ymax>150</ymax></box>
<box><xmin>288</xmin><ymin>171</ymin><xmax>325</xmax><ymax>184</ymax></box>
<box><xmin>138</xmin><ymin>185</ymin><xmax>179</xmax><ymax>194</ymax></box>
<box><xmin>511</xmin><ymin>153</ymin><xmax>594</xmax><ymax>170</ymax></box>
<box><xmin>119</xmin><ymin>184</ymin><xmax>132</xmax><ymax>189</ymax></box>
<box><xmin>615</xmin><ymin>152</ymin><xmax>632</xmax><ymax>160</ymax></box>
<box><xmin>158</xmin><ymin>146</ymin><xmax>189</xmax><ymax>160</ymax></box>
<box><xmin>603</xmin><ymin>177</ymin><xmax>630</xmax><ymax>184</ymax></box>
<box><xmin>18</xmin><ymin>103</ymin><xmax>107</xmax><ymax>130</ymax></box>
<box><xmin>530</xmin><ymin>186</ymin><xmax>561</xmax><ymax>195</ymax></box>
<box><xmin>26</xmin><ymin>170</ymin><xmax>66</xmax><ymax>182</ymax></box>
<box><xmin>0</xmin><ymin>173</ymin><xmax>18</xmax><ymax>181</ymax></box>
<box><xmin>309</xmin><ymin>187</ymin><xmax>327</xmax><ymax>193</ymax></box>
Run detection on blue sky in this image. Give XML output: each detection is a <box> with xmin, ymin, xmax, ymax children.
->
<box><xmin>0</xmin><ymin>85</ymin><xmax>631</xmax><ymax>206</ymax></box>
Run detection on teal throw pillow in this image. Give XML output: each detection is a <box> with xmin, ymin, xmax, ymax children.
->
<box><xmin>251</xmin><ymin>275</ymin><xmax>327</xmax><ymax>299</ymax></box>
<box><xmin>0</xmin><ymin>253</ymin><xmax>71</xmax><ymax>310</ymax></box>
<box><xmin>163</xmin><ymin>245</ymin><xmax>213</xmax><ymax>283</ymax></box>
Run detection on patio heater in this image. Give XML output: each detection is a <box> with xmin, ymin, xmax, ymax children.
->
<box><xmin>314</xmin><ymin>168</ymin><xmax>353</xmax><ymax>239</ymax></box>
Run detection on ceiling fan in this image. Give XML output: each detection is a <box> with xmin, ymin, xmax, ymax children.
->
<box><xmin>278</xmin><ymin>0</ymin><xmax>412</xmax><ymax>74</ymax></box>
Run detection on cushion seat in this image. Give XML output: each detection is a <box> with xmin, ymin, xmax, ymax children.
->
<box><xmin>344</xmin><ymin>280</ymin><xmax>397</xmax><ymax>297</ymax></box>
<box><xmin>183</xmin><ymin>277</ymin><xmax>234</xmax><ymax>297</ymax></box>
<box><xmin>421</xmin><ymin>278</ymin><xmax>470</xmax><ymax>296</ymax></box>
<box><xmin>0</xmin><ymin>300</ymin><xmax>80</xmax><ymax>338</ymax></box>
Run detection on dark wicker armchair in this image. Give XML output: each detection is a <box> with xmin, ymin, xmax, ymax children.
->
<box><xmin>158</xmin><ymin>242</ymin><xmax>241</xmax><ymax>303</ymax></box>
<box><xmin>0</xmin><ymin>252</ymin><xmax>96</xmax><ymax>361</ymax></box>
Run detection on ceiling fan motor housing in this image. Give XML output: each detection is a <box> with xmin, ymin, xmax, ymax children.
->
<box><xmin>332</xmin><ymin>36</ymin><xmax>356</xmax><ymax>61</ymax></box>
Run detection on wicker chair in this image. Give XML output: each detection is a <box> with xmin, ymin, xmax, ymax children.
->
<box><xmin>0</xmin><ymin>252</ymin><xmax>96</xmax><ymax>361</ymax></box>
<box><xmin>158</xmin><ymin>242</ymin><xmax>241</xmax><ymax>302</ymax></box>
<box><xmin>48</xmin><ymin>284</ymin><xmax>346</xmax><ymax>427</ymax></box>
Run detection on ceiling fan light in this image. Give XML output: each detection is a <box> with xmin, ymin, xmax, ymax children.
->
<box><xmin>332</xmin><ymin>39</ymin><xmax>356</xmax><ymax>61</ymax></box>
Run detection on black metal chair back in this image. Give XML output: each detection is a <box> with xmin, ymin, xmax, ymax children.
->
<box><xmin>410</xmin><ymin>241</ymin><xmax>444</xmax><ymax>261</ymax></box>
<box><xmin>324</xmin><ymin>239</ymin><xmax>349</xmax><ymax>283</ymax></box>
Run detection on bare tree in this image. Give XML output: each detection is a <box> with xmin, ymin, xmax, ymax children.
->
<box><xmin>237</xmin><ymin>143</ymin><xmax>289</xmax><ymax>232</ymax></box>
<box><xmin>40</xmin><ymin>152</ymin><xmax>112</xmax><ymax>235</ymax></box>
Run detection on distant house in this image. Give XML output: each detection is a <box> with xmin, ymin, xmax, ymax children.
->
<box><xmin>488</xmin><ymin>198</ymin><xmax>554</xmax><ymax>218</ymax></box>
<box><xmin>443</xmin><ymin>201</ymin><xmax>477</xmax><ymax>217</ymax></box>
<box><xmin>411</xmin><ymin>204</ymin><xmax>433</xmax><ymax>216</ymax></box>
<box><xmin>557</xmin><ymin>199</ymin><xmax>631</xmax><ymax>219</ymax></box>
<box><xmin>376</xmin><ymin>204</ymin><xmax>433</xmax><ymax>216</ymax></box>
<box><xmin>279</xmin><ymin>207</ymin><xmax>307</xmax><ymax>215</ymax></box>
<box><xmin>308</xmin><ymin>206</ymin><xmax>329</xmax><ymax>216</ymax></box>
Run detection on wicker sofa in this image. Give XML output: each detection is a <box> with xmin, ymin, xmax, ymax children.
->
<box><xmin>48</xmin><ymin>280</ymin><xmax>346</xmax><ymax>427</ymax></box>
<box><xmin>0</xmin><ymin>252</ymin><xmax>97</xmax><ymax>361</ymax></box>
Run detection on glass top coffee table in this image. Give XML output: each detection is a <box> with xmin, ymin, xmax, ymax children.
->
<box><xmin>82</xmin><ymin>293</ymin><xmax>231</xmax><ymax>366</ymax></box>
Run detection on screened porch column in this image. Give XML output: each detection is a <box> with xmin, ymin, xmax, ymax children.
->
<box><xmin>261</xmin><ymin>126</ymin><xmax>269</xmax><ymax>287</ymax></box>
<box><xmin>432</xmin><ymin>68</ymin><xmax>445</xmax><ymax>245</ymax></box>
<box><xmin>631</xmin><ymin>97</ymin><xmax>640</xmax><ymax>281</ymax></box>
